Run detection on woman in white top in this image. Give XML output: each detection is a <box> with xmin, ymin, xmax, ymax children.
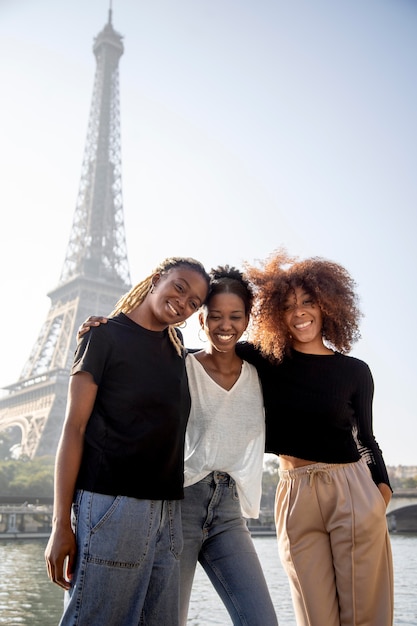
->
<box><xmin>77</xmin><ymin>267</ymin><xmax>278</xmax><ymax>625</ymax></box>
<box><xmin>180</xmin><ymin>266</ymin><xmax>278</xmax><ymax>625</ymax></box>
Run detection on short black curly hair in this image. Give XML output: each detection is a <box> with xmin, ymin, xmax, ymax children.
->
<box><xmin>244</xmin><ymin>249</ymin><xmax>362</xmax><ymax>362</ymax></box>
<box><xmin>205</xmin><ymin>265</ymin><xmax>254</xmax><ymax>315</ymax></box>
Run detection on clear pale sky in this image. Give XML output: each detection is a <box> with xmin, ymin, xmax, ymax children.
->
<box><xmin>0</xmin><ymin>0</ymin><xmax>416</xmax><ymax>465</ymax></box>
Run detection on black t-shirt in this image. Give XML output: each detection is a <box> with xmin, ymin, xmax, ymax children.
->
<box><xmin>72</xmin><ymin>313</ymin><xmax>191</xmax><ymax>500</ymax></box>
<box><xmin>236</xmin><ymin>342</ymin><xmax>391</xmax><ymax>488</ymax></box>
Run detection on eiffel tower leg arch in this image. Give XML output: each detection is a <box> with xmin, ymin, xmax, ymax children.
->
<box><xmin>0</xmin><ymin>412</ymin><xmax>31</xmax><ymax>458</ymax></box>
<box><xmin>0</xmin><ymin>386</ymin><xmax>68</xmax><ymax>459</ymax></box>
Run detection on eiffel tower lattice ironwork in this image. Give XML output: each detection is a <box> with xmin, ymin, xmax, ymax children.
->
<box><xmin>0</xmin><ymin>9</ymin><xmax>131</xmax><ymax>459</ymax></box>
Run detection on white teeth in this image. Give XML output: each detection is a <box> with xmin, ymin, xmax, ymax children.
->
<box><xmin>218</xmin><ymin>335</ymin><xmax>233</xmax><ymax>340</ymax></box>
<box><xmin>295</xmin><ymin>321</ymin><xmax>311</xmax><ymax>329</ymax></box>
<box><xmin>167</xmin><ymin>302</ymin><xmax>179</xmax><ymax>315</ymax></box>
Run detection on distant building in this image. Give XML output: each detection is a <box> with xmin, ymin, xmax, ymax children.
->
<box><xmin>387</xmin><ymin>466</ymin><xmax>417</xmax><ymax>480</ymax></box>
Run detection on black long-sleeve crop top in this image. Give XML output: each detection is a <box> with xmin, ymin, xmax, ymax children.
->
<box><xmin>236</xmin><ymin>343</ymin><xmax>391</xmax><ymax>489</ymax></box>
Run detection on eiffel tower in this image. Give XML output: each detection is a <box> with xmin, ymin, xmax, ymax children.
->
<box><xmin>0</xmin><ymin>8</ymin><xmax>131</xmax><ymax>459</ymax></box>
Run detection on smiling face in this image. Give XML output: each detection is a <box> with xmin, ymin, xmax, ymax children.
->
<box><xmin>147</xmin><ymin>267</ymin><xmax>208</xmax><ymax>329</ymax></box>
<box><xmin>283</xmin><ymin>286</ymin><xmax>325</xmax><ymax>353</ymax></box>
<box><xmin>200</xmin><ymin>292</ymin><xmax>249</xmax><ymax>354</ymax></box>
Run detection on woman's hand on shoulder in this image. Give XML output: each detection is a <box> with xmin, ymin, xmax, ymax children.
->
<box><xmin>77</xmin><ymin>316</ymin><xmax>109</xmax><ymax>341</ymax></box>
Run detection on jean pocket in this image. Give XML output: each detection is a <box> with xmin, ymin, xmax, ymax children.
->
<box><xmin>85</xmin><ymin>494</ymin><xmax>153</xmax><ymax>567</ymax></box>
<box><xmin>88</xmin><ymin>493</ymin><xmax>123</xmax><ymax>532</ymax></box>
<box><xmin>71</xmin><ymin>489</ymin><xmax>84</xmax><ymax>535</ymax></box>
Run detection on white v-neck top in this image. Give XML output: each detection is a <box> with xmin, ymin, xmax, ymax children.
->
<box><xmin>184</xmin><ymin>352</ymin><xmax>265</xmax><ymax>518</ymax></box>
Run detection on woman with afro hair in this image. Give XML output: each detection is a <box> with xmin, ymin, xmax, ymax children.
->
<box><xmin>237</xmin><ymin>248</ymin><xmax>393</xmax><ymax>626</ymax></box>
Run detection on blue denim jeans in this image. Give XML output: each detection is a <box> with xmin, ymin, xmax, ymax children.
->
<box><xmin>60</xmin><ymin>491</ymin><xmax>183</xmax><ymax>626</ymax></box>
<box><xmin>180</xmin><ymin>472</ymin><xmax>278</xmax><ymax>625</ymax></box>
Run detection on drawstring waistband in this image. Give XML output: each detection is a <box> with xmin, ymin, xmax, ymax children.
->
<box><xmin>306</xmin><ymin>466</ymin><xmax>333</xmax><ymax>486</ymax></box>
<box><xmin>279</xmin><ymin>461</ymin><xmax>358</xmax><ymax>486</ymax></box>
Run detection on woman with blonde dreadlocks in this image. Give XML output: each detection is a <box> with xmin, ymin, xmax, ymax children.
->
<box><xmin>44</xmin><ymin>257</ymin><xmax>209</xmax><ymax>626</ymax></box>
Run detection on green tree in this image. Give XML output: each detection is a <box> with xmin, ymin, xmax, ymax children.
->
<box><xmin>0</xmin><ymin>457</ymin><xmax>54</xmax><ymax>499</ymax></box>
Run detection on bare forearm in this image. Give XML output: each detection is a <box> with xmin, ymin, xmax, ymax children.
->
<box><xmin>52</xmin><ymin>423</ymin><xmax>85</xmax><ymax>526</ymax></box>
<box><xmin>45</xmin><ymin>371</ymin><xmax>97</xmax><ymax>588</ymax></box>
<box><xmin>52</xmin><ymin>372</ymin><xmax>96</xmax><ymax>524</ymax></box>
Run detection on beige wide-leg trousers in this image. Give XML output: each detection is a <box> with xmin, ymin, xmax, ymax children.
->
<box><xmin>275</xmin><ymin>460</ymin><xmax>393</xmax><ymax>626</ymax></box>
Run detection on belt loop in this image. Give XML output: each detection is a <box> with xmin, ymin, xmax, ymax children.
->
<box><xmin>213</xmin><ymin>471</ymin><xmax>229</xmax><ymax>484</ymax></box>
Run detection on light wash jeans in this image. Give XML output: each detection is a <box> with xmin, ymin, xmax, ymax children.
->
<box><xmin>60</xmin><ymin>490</ymin><xmax>183</xmax><ymax>626</ymax></box>
<box><xmin>180</xmin><ymin>472</ymin><xmax>278</xmax><ymax>626</ymax></box>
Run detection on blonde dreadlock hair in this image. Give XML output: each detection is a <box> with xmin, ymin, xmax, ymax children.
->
<box><xmin>110</xmin><ymin>257</ymin><xmax>209</xmax><ymax>357</ymax></box>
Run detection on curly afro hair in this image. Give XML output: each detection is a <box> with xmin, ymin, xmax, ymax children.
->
<box><xmin>244</xmin><ymin>248</ymin><xmax>362</xmax><ymax>362</ymax></box>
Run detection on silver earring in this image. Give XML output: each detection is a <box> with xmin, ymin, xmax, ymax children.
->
<box><xmin>198</xmin><ymin>328</ymin><xmax>208</xmax><ymax>342</ymax></box>
<box><xmin>150</xmin><ymin>283</ymin><xmax>155</xmax><ymax>293</ymax></box>
<box><xmin>177</xmin><ymin>321</ymin><xmax>187</xmax><ymax>329</ymax></box>
<box><xmin>242</xmin><ymin>330</ymin><xmax>249</xmax><ymax>341</ymax></box>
